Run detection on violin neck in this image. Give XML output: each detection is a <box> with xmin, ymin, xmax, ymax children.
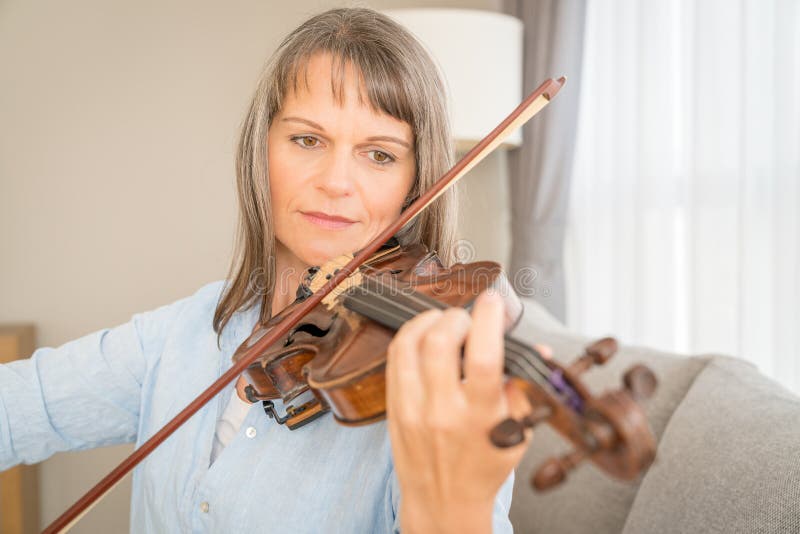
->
<box><xmin>341</xmin><ymin>279</ymin><xmax>554</xmax><ymax>389</ymax></box>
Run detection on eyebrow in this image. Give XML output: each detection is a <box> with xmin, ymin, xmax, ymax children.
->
<box><xmin>281</xmin><ymin>116</ymin><xmax>412</xmax><ymax>150</ymax></box>
<box><xmin>365</xmin><ymin>135</ymin><xmax>412</xmax><ymax>150</ymax></box>
<box><xmin>281</xmin><ymin>116</ymin><xmax>324</xmax><ymax>130</ymax></box>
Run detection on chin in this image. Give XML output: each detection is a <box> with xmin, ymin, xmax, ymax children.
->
<box><xmin>296</xmin><ymin>239</ymin><xmax>355</xmax><ymax>268</ymax></box>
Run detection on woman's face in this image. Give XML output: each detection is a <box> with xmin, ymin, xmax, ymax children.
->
<box><xmin>267</xmin><ymin>52</ymin><xmax>416</xmax><ymax>270</ymax></box>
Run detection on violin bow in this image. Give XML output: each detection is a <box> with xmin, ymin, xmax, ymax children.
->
<box><xmin>43</xmin><ymin>77</ymin><xmax>566</xmax><ymax>533</ymax></box>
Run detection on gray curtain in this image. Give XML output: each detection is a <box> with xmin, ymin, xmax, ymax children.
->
<box><xmin>503</xmin><ymin>0</ymin><xmax>587</xmax><ymax>321</ymax></box>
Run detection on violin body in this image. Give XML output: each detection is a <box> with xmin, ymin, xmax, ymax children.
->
<box><xmin>234</xmin><ymin>242</ymin><xmax>523</xmax><ymax>428</ymax></box>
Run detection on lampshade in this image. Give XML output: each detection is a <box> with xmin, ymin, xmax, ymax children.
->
<box><xmin>383</xmin><ymin>8</ymin><xmax>523</xmax><ymax>151</ymax></box>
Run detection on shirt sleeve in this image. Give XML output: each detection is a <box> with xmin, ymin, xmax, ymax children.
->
<box><xmin>385</xmin><ymin>468</ymin><xmax>516</xmax><ymax>533</ymax></box>
<box><xmin>0</xmin><ymin>298</ymin><xmax>186</xmax><ymax>470</ymax></box>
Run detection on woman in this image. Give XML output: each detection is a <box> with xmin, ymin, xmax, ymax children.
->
<box><xmin>0</xmin><ymin>8</ymin><xmax>534</xmax><ymax>532</ymax></box>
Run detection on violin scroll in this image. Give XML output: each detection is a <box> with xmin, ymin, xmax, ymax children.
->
<box><xmin>491</xmin><ymin>336</ymin><xmax>658</xmax><ymax>491</ymax></box>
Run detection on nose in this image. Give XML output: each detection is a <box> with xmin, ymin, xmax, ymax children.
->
<box><xmin>315</xmin><ymin>148</ymin><xmax>356</xmax><ymax>198</ymax></box>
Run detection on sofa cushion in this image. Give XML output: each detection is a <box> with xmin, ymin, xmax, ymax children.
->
<box><xmin>621</xmin><ymin>355</ymin><xmax>800</xmax><ymax>533</ymax></box>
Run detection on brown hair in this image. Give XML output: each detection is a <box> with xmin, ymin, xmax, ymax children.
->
<box><xmin>213</xmin><ymin>7</ymin><xmax>458</xmax><ymax>342</ymax></box>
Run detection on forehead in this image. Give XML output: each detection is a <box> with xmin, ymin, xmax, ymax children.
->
<box><xmin>278</xmin><ymin>53</ymin><xmax>413</xmax><ymax>138</ymax></box>
<box><xmin>289</xmin><ymin>52</ymin><xmax>369</xmax><ymax>108</ymax></box>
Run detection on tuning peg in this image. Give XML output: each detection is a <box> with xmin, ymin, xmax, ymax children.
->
<box><xmin>623</xmin><ymin>364</ymin><xmax>657</xmax><ymax>400</ymax></box>
<box><xmin>568</xmin><ymin>337</ymin><xmax>618</xmax><ymax>375</ymax></box>
<box><xmin>532</xmin><ymin>448</ymin><xmax>586</xmax><ymax>491</ymax></box>
<box><xmin>490</xmin><ymin>418</ymin><xmax>526</xmax><ymax>448</ymax></box>
<box><xmin>586</xmin><ymin>337</ymin><xmax>618</xmax><ymax>364</ymax></box>
<box><xmin>489</xmin><ymin>406</ymin><xmax>552</xmax><ymax>448</ymax></box>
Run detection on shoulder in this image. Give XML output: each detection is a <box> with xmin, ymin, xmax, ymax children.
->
<box><xmin>134</xmin><ymin>280</ymin><xmax>227</xmax><ymax>327</ymax></box>
<box><xmin>188</xmin><ymin>279</ymin><xmax>229</xmax><ymax>313</ymax></box>
<box><xmin>194</xmin><ymin>279</ymin><xmax>228</xmax><ymax>299</ymax></box>
<box><xmin>130</xmin><ymin>279</ymin><xmax>252</xmax><ymax>376</ymax></box>
<box><xmin>169</xmin><ymin>279</ymin><xmax>261</xmax><ymax>351</ymax></box>
<box><xmin>130</xmin><ymin>280</ymin><xmax>232</xmax><ymax>353</ymax></box>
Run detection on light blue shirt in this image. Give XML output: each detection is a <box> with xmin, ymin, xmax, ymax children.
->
<box><xmin>0</xmin><ymin>280</ymin><xmax>515</xmax><ymax>532</ymax></box>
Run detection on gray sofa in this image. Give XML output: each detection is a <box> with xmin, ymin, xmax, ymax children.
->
<box><xmin>508</xmin><ymin>298</ymin><xmax>800</xmax><ymax>533</ymax></box>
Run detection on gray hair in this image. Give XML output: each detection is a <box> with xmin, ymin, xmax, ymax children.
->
<box><xmin>214</xmin><ymin>7</ymin><xmax>458</xmax><ymax>340</ymax></box>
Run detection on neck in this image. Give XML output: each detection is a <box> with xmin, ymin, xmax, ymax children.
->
<box><xmin>271</xmin><ymin>240</ymin><xmax>310</xmax><ymax>314</ymax></box>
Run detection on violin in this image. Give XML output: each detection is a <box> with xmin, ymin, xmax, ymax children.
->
<box><xmin>44</xmin><ymin>77</ymin><xmax>657</xmax><ymax>533</ymax></box>
<box><xmin>237</xmin><ymin>238</ymin><xmax>657</xmax><ymax>490</ymax></box>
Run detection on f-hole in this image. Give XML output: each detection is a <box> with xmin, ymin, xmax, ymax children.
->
<box><xmin>285</xmin><ymin>322</ymin><xmax>331</xmax><ymax>346</ymax></box>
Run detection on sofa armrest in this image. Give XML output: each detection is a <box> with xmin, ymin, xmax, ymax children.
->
<box><xmin>622</xmin><ymin>355</ymin><xmax>800</xmax><ymax>533</ymax></box>
<box><xmin>508</xmin><ymin>298</ymin><xmax>800</xmax><ymax>533</ymax></box>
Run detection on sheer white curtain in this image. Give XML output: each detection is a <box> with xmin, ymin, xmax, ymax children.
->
<box><xmin>565</xmin><ymin>0</ymin><xmax>800</xmax><ymax>393</ymax></box>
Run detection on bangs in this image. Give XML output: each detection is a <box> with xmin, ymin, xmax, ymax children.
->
<box><xmin>269</xmin><ymin>44</ymin><xmax>419</xmax><ymax>132</ymax></box>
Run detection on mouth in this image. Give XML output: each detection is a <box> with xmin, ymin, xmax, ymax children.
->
<box><xmin>300</xmin><ymin>211</ymin><xmax>357</xmax><ymax>230</ymax></box>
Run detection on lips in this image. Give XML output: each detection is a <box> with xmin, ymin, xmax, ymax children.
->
<box><xmin>300</xmin><ymin>211</ymin><xmax>357</xmax><ymax>230</ymax></box>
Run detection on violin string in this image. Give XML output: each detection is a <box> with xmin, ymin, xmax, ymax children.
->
<box><xmin>356</xmin><ymin>275</ymin><xmax>555</xmax><ymax>378</ymax></box>
<box><xmin>507</xmin><ymin>362</ymin><xmax>547</xmax><ymax>396</ymax></box>
<box><xmin>343</xmin><ymin>275</ymin><xmax>558</xmax><ymax>391</ymax></box>
<box><xmin>505</xmin><ymin>338</ymin><xmax>554</xmax><ymax>379</ymax></box>
<box><xmin>356</xmin><ymin>274</ymin><xmax>555</xmax><ymax>379</ymax></box>
<box><xmin>348</xmin><ymin>275</ymin><xmax>548</xmax><ymax>378</ymax></box>
<box><xmin>358</xmin><ymin>273</ymin><xmax>445</xmax><ymax>318</ymax></box>
<box><xmin>344</xmin><ymin>282</ymin><xmax>546</xmax><ymax>389</ymax></box>
<box><xmin>502</xmin><ymin>354</ymin><xmax>538</xmax><ymax>383</ymax></box>
<box><xmin>503</xmin><ymin>345</ymin><xmax>554</xmax><ymax>390</ymax></box>
<box><xmin>341</xmin><ymin>280</ymin><xmax>427</xmax><ymax>327</ymax></box>
<box><xmin>356</xmin><ymin>288</ymin><xmax>551</xmax><ymax>394</ymax></box>
<box><xmin>345</xmin><ymin>286</ymin><xmax>564</xmax><ymax>396</ymax></box>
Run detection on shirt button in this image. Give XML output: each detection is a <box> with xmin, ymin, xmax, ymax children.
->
<box><xmin>199</xmin><ymin>501</ymin><xmax>209</xmax><ymax>513</ymax></box>
<box><xmin>245</xmin><ymin>426</ymin><xmax>257</xmax><ymax>438</ymax></box>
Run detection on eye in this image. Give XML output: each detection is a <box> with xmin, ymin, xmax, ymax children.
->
<box><xmin>367</xmin><ymin>150</ymin><xmax>395</xmax><ymax>165</ymax></box>
<box><xmin>291</xmin><ymin>135</ymin><xmax>321</xmax><ymax>149</ymax></box>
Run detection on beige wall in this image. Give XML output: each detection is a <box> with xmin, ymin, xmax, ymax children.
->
<box><xmin>0</xmin><ymin>0</ymin><xmax>509</xmax><ymax>531</ymax></box>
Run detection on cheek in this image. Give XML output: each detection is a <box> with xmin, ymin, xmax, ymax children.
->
<box><xmin>266</xmin><ymin>140</ymin><xmax>294</xmax><ymax>209</ymax></box>
<box><xmin>362</xmin><ymin>167</ymin><xmax>415</xmax><ymax>224</ymax></box>
<box><xmin>360</xmin><ymin>184</ymin><xmax>400</xmax><ymax>226</ymax></box>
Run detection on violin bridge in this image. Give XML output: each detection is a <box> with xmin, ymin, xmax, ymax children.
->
<box><xmin>308</xmin><ymin>254</ymin><xmax>363</xmax><ymax>309</ymax></box>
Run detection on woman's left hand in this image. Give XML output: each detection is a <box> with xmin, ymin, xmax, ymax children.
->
<box><xmin>385</xmin><ymin>290</ymin><xmax>548</xmax><ymax>534</ymax></box>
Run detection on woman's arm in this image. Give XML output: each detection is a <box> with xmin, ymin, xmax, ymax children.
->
<box><xmin>385</xmin><ymin>291</ymin><xmax>539</xmax><ymax>533</ymax></box>
<box><xmin>0</xmin><ymin>298</ymin><xmax>186</xmax><ymax>470</ymax></box>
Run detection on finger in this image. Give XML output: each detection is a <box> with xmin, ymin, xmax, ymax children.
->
<box><xmin>533</xmin><ymin>343</ymin><xmax>553</xmax><ymax>361</ymax></box>
<box><xmin>418</xmin><ymin>307</ymin><xmax>471</xmax><ymax>404</ymax></box>
<box><xmin>386</xmin><ymin>308</ymin><xmax>443</xmax><ymax>417</ymax></box>
<box><xmin>463</xmin><ymin>291</ymin><xmax>506</xmax><ymax>401</ymax></box>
